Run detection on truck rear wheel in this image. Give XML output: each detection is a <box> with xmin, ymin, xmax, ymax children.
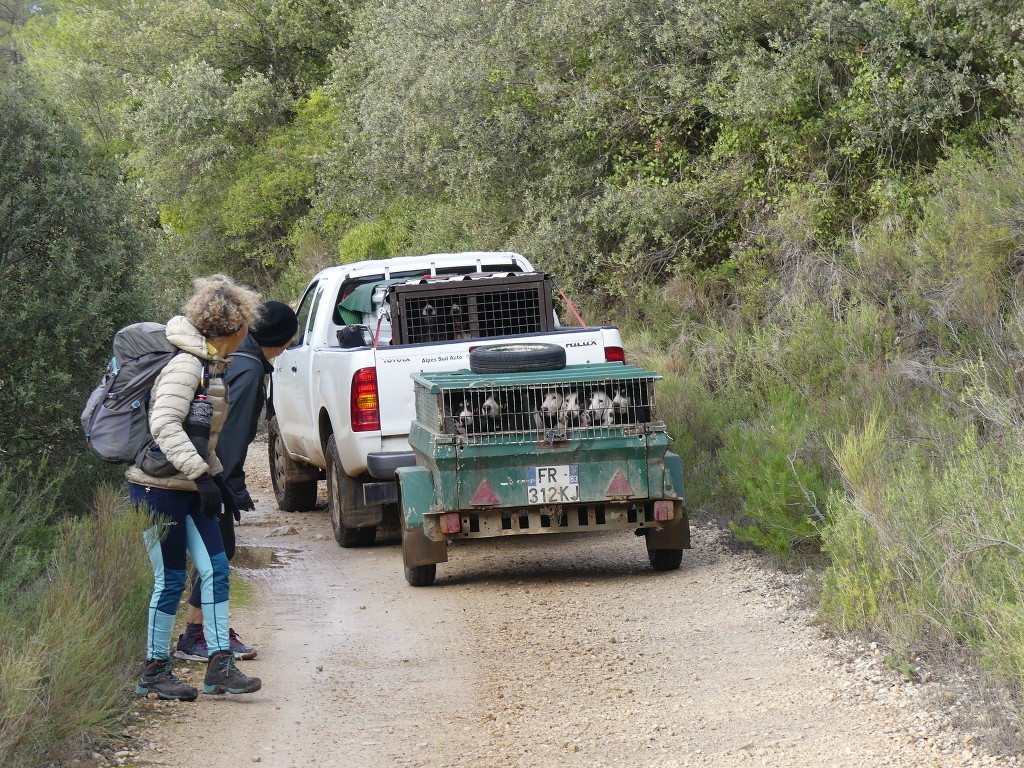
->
<box><xmin>469</xmin><ymin>343</ymin><xmax>566</xmax><ymax>374</ymax></box>
<box><xmin>648</xmin><ymin>548</ymin><xmax>683</xmax><ymax>571</ymax></box>
<box><xmin>327</xmin><ymin>436</ymin><xmax>377</xmax><ymax>548</ymax></box>
<box><xmin>268</xmin><ymin>416</ymin><xmax>318</xmax><ymax>512</ymax></box>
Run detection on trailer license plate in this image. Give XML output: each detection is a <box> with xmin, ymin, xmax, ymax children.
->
<box><xmin>527</xmin><ymin>464</ymin><xmax>580</xmax><ymax>504</ymax></box>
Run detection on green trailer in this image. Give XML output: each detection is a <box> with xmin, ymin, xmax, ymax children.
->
<box><xmin>396</xmin><ymin>354</ymin><xmax>689</xmax><ymax>586</ymax></box>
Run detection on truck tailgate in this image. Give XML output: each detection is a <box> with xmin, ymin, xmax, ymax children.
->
<box><xmin>374</xmin><ymin>329</ymin><xmax>614</xmax><ymax>437</ymax></box>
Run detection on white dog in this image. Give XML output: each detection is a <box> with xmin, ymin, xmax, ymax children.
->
<box><xmin>558</xmin><ymin>390</ymin><xmax>589</xmax><ymax>428</ymax></box>
<box><xmin>539</xmin><ymin>390</ymin><xmax>563</xmax><ymax>429</ymax></box>
<box><xmin>587</xmin><ymin>389</ymin><xmax>614</xmax><ymax>427</ymax></box>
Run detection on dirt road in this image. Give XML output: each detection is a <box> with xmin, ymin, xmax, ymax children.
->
<box><xmin>114</xmin><ymin>441</ymin><xmax>1021</xmax><ymax>768</ymax></box>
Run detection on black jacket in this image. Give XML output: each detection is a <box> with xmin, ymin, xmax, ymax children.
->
<box><xmin>217</xmin><ymin>334</ymin><xmax>273</xmax><ymax>510</ymax></box>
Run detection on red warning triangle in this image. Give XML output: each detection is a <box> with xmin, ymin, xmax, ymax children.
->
<box><xmin>605</xmin><ymin>470</ymin><xmax>634</xmax><ymax>498</ymax></box>
<box><xmin>470</xmin><ymin>479</ymin><xmax>501</xmax><ymax>506</ymax></box>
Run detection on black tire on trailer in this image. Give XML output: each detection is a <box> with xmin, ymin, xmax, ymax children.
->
<box><xmin>268</xmin><ymin>416</ymin><xmax>319</xmax><ymax>512</ymax></box>
<box><xmin>399</xmin><ymin>495</ymin><xmax>437</xmax><ymax>587</ymax></box>
<box><xmin>648</xmin><ymin>548</ymin><xmax>684</xmax><ymax>571</ymax></box>
<box><xmin>405</xmin><ymin>563</ymin><xmax>437</xmax><ymax>587</ymax></box>
<box><xmin>326</xmin><ymin>435</ymin><xmax>377</xmax><ymax>548</ymax></box>
<box><xmin>468</xmin><ymin>343</ymin><xmax>566</xmax><ymax>374</ymax></box>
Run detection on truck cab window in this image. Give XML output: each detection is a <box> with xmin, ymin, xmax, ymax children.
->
<box><xmin>291</xmin><ymin>280</ymin><xmax>321</xmax><ymax>349</ymax></box>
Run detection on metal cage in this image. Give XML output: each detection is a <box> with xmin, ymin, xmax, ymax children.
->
<box><xmin>387</xmin><ymin>273</ymin><xmax>556</xmax><ymax>345</ymax></box>
<box><xmin>413</xmin><ymin>365</ymin><xmax>663</xmax><ymax>446</ymax></box>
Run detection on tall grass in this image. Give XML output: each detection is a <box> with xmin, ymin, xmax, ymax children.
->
<box><xmin>0</xmin><ymin>484</ymin><xmax>151</xmax><ymax>767</ymax></box>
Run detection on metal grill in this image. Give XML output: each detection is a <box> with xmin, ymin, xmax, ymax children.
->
<box><xmin>387</xmin><ymin>273</ymin><xmax>555</xmax><ymax>345</ymax></box>
<box><xmin>424</xmin><ymin>375</ymin><xmax>659</xmax><ymax>445</ymax></box>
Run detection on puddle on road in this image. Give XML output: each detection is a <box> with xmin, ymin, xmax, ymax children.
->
<box><xmin>232</xmin><ymin>545</ymin><xmax>297</xmax><ymax>569</ymax></box>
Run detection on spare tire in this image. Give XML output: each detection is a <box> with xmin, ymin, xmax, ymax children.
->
<box><xmin>469</xmin><ymin>343</ymin><xmax>566</xmax><ymax>374</ymax></box>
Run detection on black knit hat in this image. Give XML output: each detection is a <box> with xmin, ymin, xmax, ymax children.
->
<box><xmin>250</xmin><ymin>301</ymin><xmax>298</xmax><ymax>347</ymax></box>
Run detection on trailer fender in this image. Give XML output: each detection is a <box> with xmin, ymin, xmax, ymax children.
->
<box><xmin>663</xmin><ymin>451</ymin><xmax>686</xmax><ymax>502</ymax></box>
<box><xmin>396</xmin><ymin>466</ymin><xmax>448</xmax><ymax>567</ymax></box>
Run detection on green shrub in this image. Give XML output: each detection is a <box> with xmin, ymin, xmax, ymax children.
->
<box><xmin>0</xmin><ymin>79</ymin><xmax>150</xmax><ymax>508</ymax></box>
<box><xmin>823</xmin><ymin>405</ymin><xmax>1024</xmax><ymax>694</ymax></box>
<box><xmin>719</xmin><ymin>391</ymin><xmax>832</xmax><ymax>558</ymax></box>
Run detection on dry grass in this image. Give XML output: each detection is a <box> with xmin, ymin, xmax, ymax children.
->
<box><xmin>0</xmin><ymin>487</ymin><xmax>151</xmax><ymax>767</ymax></box>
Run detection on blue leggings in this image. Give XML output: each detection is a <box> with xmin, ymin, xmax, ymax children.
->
<box><xmin>129</xmin><ymin>483</ymin><xmax>231</xmax><ymax>660</ymax></box>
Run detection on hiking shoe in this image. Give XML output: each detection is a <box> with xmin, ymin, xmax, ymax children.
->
<box><xmin>135</xmin><ymin>659</ymin><xmax>198</xmax><ymax>701</ymax></box>
<box><xmin>173</xmin><ymin>625</ymin><xmax>209</xmax><ymax>663</ymax></box>
<box><xmin>204</xmin><ymin>651</ymin><xmax>261</xmax><ymax>695</ymax></box>
<box><xmin>229</xmin><ymin>627</ymin><xmax>258</xmax><ymax>660</ymax></box>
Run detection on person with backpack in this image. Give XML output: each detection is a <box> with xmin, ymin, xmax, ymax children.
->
<box><xmin>130</xmin><ymin>274</ymin><xmax>264</xmax><ymax>702</ymax></box>
<box><xmin>175</xmin><ymin>300</ymin><xmax>299</xmax><ymax>663</ymax></box>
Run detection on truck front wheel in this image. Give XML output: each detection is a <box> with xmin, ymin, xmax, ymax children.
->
<box><xmin>648</xmin><ymin>549</ymin><xmax>683</xmax><ymax>571</ymax></box>
<box><xmin>268</xmin><ymin>416</ymin><xmax>319</xmax><ymax>512</ymax></box>
<box><xmin>327</xmin><ymin>436</ymin><xmax>377</xmax><ymax>548</ymax></box>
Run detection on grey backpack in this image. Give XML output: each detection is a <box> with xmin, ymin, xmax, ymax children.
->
<box><xmin>81</xmin><ymin>322</ymin><xmax>180</xmax><ymax>464</ymax></box>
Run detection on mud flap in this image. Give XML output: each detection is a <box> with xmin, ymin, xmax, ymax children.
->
<box><xmin>396</xmin><ymin>466</ymin><xmax>448</xmax><ymax>567</ymax></box>
<box><xmin>646</xmin><ymin>451</ymin><xmax>690</xmax><ymax>551</ymax></box>
<box><xmin>645</xmin><ymin>506</ymin><xmax>691</xmax><ymax>551</ymax></box>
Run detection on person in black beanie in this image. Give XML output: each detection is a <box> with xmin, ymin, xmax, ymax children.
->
<box><xmin>175</xmin><ymin>300</ymin><xmax>298</xmax><ymax>663</ymax></box>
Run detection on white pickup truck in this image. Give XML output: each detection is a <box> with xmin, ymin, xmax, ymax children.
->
<box><xmin>267</xmin><ymin>251</ymin><xmax>626</xmax><ymax>547</ymax></box>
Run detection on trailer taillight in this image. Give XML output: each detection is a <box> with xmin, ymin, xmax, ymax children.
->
<box><xmin>654</xmin><ymin>500</ymin><xmax>674</xmax><ymax>521</ymax></box>
<box><xmin>351</xmin><ymin>368</ymin><xmax>380</xmax><ymax>432</ymax></box>
<box><xmin>440</xmin><ymin>512</ymin><xmax>462</xmax><ymax>534</ymax></box>
<box><xmin>605</xmin><ymin>346</ymin><xmax>625</xmax><ymax>363</ymax></box>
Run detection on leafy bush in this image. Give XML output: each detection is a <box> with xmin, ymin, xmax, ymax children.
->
<box><xmin>0</xmin><ymin>80</ymin><xmax>150</xmax><ymax>492</ymax></box>
<box><xmin>720</xmin><ymin>392</ymin><xmax>833</xmax><ymax>558</ymax></box>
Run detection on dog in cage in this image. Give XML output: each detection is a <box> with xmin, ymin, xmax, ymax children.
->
<box><xmin>538</xmin><ymin>390</ymin><xmax>564</xmax><ymax>429</ymax></box>
<box><xmin>445</xmin><ymin>393</ymin><xmax>479</xmax><ymax>435</ymax></box>
<box><xmin>558</xmin><ymin>389</ymin><xmax>590</xmax><ymax>429</ymax></box>
<box><xmin>611</xmin><ymin>382</ymin><xmax>651</xmax><ymax>424</ymax></box>
<box><xmin>419</xmin><ymin>302</ymin><xmax>440</xmax><ymax>343</ymax></box>
<box><xmin>478</xmin><ymin>391</ymin><xmax>506</xmax><ymax>432</ymax></box>
<box><xmin>586</xmin><ymin>389</ymin><xmax>615</xmax><ymax>427</ymax></box>
<box><xmin>447</xmin><ymin>301</ymin><xmax>472</xmax><ymax>340</ymax></box>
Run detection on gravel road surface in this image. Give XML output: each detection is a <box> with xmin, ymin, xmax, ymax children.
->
<box><xmin>85</xmin><ymin>439</ymin><xmax>1022</xmax><ymax>768</ymax></box>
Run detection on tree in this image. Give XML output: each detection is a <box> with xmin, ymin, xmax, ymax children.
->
<box><xmin>0</xmin><ymin>79</ymin><xmax>151</xmax><ymax>472</ymax></box>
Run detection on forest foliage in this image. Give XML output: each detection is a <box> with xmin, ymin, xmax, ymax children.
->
<box><xmin>3</xmin><ymin>0</ymin><xmax>1024</xmax><ymax>760</ymax></box>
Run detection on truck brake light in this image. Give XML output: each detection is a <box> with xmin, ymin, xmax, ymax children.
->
<box><xmin>605</xmin><ymin>346</ymin><xmax>625</xmax><ymax>363</ymax></box>
<box><xmin>351</xmin><ymin>368</ymin><xmax>380</xmax><ymax>432</ymax></box>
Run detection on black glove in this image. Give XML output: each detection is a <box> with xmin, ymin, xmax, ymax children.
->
<box><xmin>194</xmin><ymin>474</ymin><xmax>223</xmax><ymax>519</ymax></box>
<box><xmin>213</xmin><ymin>474</ymin><xmax>241</xmax><ymax>522</ymax></box>
<box><xmin>237</xmin><ymin>490</ymin><xmax>256</xmax><ymax>513</ymax></box>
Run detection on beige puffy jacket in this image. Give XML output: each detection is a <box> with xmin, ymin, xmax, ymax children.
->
<box><xmin>125</xmin><ymin>316</ymin><xmax>231</xmax><ymax>491</ymax></box>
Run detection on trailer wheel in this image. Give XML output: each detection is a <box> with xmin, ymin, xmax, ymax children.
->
<box><xmin>404</xmin><ymin>563</ymin><xmax>437</xmax><ymax>587</ymax></box>
<box><xmin>327</xmin><ymin>436</ymin><xmax>377</xmax><ymax>548</ymax></box>
<box><xmin>648</xmin><ymin>548</ymin><xmax>683</xmax><ymax>571</ymax></box>
<box><xmin>399</xmin><ymin>495</ymin><xmax>438</xmax><ymax>587</ymax></box>
<box><xmin>268</xmin><ymin>416</ymin><xmax>318</xmax><ymax>512</ymax></box>
<box><xmin>469</xmin><ymin>343</ymin><xmax>566</xmax><ymax>374</ymax></box>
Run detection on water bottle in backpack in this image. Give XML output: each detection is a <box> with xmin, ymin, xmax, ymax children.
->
<box><xmin>184</xmin><ymin>393</ymin><xmax>213</xmax><ymax>458</ymax></box>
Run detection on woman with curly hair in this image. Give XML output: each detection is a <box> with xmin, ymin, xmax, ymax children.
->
<box><xmin>129</xmin><ymin>274</ymin><xmax>263</xmax><ymax>701</ymax></box>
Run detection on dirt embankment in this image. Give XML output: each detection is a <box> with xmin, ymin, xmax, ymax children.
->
<box><xmin>76</xmin><ymin>439</ymin><xmax>1022</xmax><ymax>768</ymax></box>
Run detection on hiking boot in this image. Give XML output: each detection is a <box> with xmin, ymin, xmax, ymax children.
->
<box><xmin>204</xmin><ymin>651</ymin><xmax>261</xmax><ymax>695</ymax></box>
<box><xmin>173</xmin><ymin>624</ymin><xmax>209</xmax><ymax>662</ymax></box>
<box><xmin>135</xmin><ymin>659</ymin><xmax>198</xmax><ymax>701</ymax></box>
<box><xmin>229</xmin><ymin>627</ymin><xmax>258</xmax><ymax>660</ymax></box>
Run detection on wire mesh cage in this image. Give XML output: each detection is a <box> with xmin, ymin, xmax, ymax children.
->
<box><xmin>387</xmin><ymin>273</ymin><xmax>556</xmax><ymax>345</ymax></box>
<box><xmin>415</xmin><ymin>369</ymin><xmax>660</xmax><ymax>445</ymax></box>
